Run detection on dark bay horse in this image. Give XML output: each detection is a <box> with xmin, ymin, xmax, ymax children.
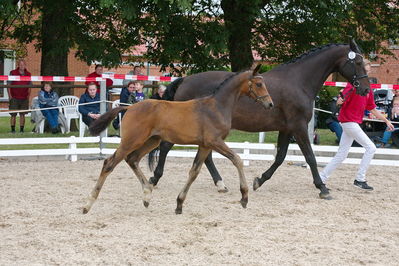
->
<box><xmin>149</xmin><ymin>40</ymin><xmax>371</xmax><ymax>199</ymax></box>
<box><xmin>82</xmin><ymin>65</ymin><xmax>273</xmax><ymax>214</ymax></box>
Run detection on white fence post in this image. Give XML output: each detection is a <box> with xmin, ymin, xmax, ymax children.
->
<box><xmin>69</xmin><ymin>136</ymin><xmax>77</xmax><ymax>162</ymax></box>
<box><xmin>243</xmin><ymin>141</ymin><xmax>250</xmax><ymax>166</ymax></box>
<box><xmin>258</xmin><ymin>132</ymin><xmax>265</xmax><ymax>143</ymax></box>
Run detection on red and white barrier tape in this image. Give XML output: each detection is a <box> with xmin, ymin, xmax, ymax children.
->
<box><xmin>0</xmin><ymin>74</ymin><xmax>398</xmax><ymax>89</ymax></box>
<box><xmin>0</xmin><ymin>74</ymin><xmax>178</xmax><ymax>82</ymax></box>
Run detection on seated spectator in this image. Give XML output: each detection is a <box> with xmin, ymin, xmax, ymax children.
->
<box><xmin>376</xmin><ymin>96</ymin><xmax>399</xmax><ymax>148</ymax></box>
<box><xmin>85</xmin><ymin>64</ymin><xmax>113</xmax><ymax>93</ymax></box>
<box><xmin>112</xmin><ymin>81</ymin><xmax>144</xmax><ymax>130</ymax></box>
<box><xmin>130</xmin><ymin>81</ymin><xmax>146</xmax><ymax>103</ymax></box>
<box><xmin>38</xmin><ymin>82</ymin><xmax>60</xmax><ymax>134</ymax></box>
<box><xmin>151</xmin><ymin>85</ymin><xmax>167</xmax><ymax>100</ymax></box>
<box><xmin>326</xmin><ymin>90</ymin><xmax>344</xmax><ymax>143</ymax></box>
<box><xmin>79</xmin><ymin>83</ymin><xmax>100</xmax><ymax>127</ymax></box>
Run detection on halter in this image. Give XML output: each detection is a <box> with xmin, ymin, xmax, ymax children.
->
<box><xmin>248</xmin><ymin>75</ymin><xmax>269</xmax><ymax>102</ymax></box>
<box><xmin>342</xmin><ymin>51</ymin><xmax>369</xmax><ymax>89</ymax></box>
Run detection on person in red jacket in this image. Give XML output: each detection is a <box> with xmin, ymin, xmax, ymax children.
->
<box><xmin>84</xmin><ymin>64</ymin><xmax>113</xmax><ymax>93</ymax></box>
<box><xmin>8</xmin><ymin>59</ymin><xmax>32</xmax><ymax>133</ymax></box>
<box><xmin>319</xmin><ymin>60</ymin><xmax>394</xmax><ymax>190</ymax></box>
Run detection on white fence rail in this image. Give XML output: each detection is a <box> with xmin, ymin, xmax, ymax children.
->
<box><xmin>0</xmin><ymin>136</ymin><xmax>398</xmax><ymax>166</ymax></box>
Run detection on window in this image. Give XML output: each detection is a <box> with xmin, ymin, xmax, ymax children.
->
<box><xmin>0</xmin><ymin>50</ymin><xmax>15</xmax><ymax>101</ymax></box>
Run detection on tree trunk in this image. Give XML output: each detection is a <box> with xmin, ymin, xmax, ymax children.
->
<box><xmin>40</xmin><ymin>0</ymin><xmax>71</xmax><ymax>96</ymax></box>
<box><xmin>221</xmin><ymin>0</ymin><xmax>263</xmax><ymax>72</ymax></box>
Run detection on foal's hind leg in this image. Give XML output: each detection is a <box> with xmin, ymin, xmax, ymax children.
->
<box><xmin>211</xmin><ymin>141</ymin><xmax>248</xmax><ymax>208</ymax></box>
<box><xmin>176</xmin><ymin>147</ymin><xmax>211</xmax><ymax>214</ymax></box>
<box><xmin>126</xmin><ymin>136</ymin><xmax>162</xmax><ymax>208</ymax></box>
<box><xmin>253</xmin><ymin>131</ymin><xmax>290</xmax><ymax>191</ymax></box>
<box><xmin>83</xmin><ymin>148</ymin><xmax>127</xmax><ymax>214</ymax></box>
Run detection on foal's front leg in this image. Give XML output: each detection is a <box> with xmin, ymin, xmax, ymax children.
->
<box><xmin>126</xmin><ymin>136</ymin><xmax>162</xmax><ymax>208</ymax></box>
<box><xmin>176</xmin><ymin>147</ymin><xmax>211</xmax><ymax>214</ymax></box>
<box><xmin>211</xmin><ymin>141</ymin><xmax>248</xmax><ymax>208</ymax></box>
<box><xmin>82</xmin><ymin>149</ymin><xmax>126</xmax><ymax>214</ymax></box>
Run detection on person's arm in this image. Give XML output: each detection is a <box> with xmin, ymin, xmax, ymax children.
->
<box><xmin>370</xmin><ymin>108</ymin><xmax>394</xmax><ymax>131</ymax></box>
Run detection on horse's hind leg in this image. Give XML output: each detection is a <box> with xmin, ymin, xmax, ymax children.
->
<box><xmin>83</xmin><ymin>148</ymin><xmax>127</xmax><ymax>214</ymax></box>
<box><xmin>211</xmin><ymin>141</ymin><xmax>248</xmax><ymax>208</ymax></box>
<box><xmin>253</xmin><ymin>131</ymin><xmax>290</xmax><ymax>191</ymax></box>
<box><xmin>126</xmin><ymin>136</ymin><xmax>162</xmax><ymax>208</ymax></box>
<box><xmin>176</xmin><ymin>147</ymin><xmax>211</xmax><ymax>214</ymax></box>
<box><xmin>149</xmin><ymin>141</ymin><xmax>174</xmax><ymax>186</ymax></box>
<box><xmin>204</xmin><ymin>153</ymin><xmax>228</xmax><ymax>193</ymax></box>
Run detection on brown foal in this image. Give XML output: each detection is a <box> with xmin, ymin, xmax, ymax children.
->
<box><xmin>82</xmin><ymin>65</ymin><xmax>273</xmax><ymax>214</ymax></box>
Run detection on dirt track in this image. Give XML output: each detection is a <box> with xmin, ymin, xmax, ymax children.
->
<box><xmin>1</xmin><ymin>157</ymin><xmax>398</xmax><ymax>265</ymax></box>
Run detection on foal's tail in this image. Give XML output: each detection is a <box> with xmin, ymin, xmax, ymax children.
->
<box><xmin>162</xmin><ymin>77</ymin><xmax>184</xmax><ymax>101</ymax></box>
<box><xmin>89</xmin><ymin>106</ymin><xmax>128</xmax><ymax>136</ymax></box>
<box><xmin>148</xmin><ymin>147</ymin><xmax>160</xmax><ymax>172</ymax></box>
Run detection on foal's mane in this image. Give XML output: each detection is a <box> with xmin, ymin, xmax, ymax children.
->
<box><xmin>211</xmin><ymin>71</ymin><xmax>242</xmax><ymax>95</ymax></box>
<box><xmin>282</xmin><ymin>43</ymin><xmax>346</xmax><ymax>65</ymax></box>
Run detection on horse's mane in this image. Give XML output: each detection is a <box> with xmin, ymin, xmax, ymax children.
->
<box><xmin>282</xmin><ymin>43</ymin><xmax>346</xmax><ymax>65</ymax></box>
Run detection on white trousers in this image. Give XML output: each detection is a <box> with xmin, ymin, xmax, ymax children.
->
<box><xmin>320</xmin><ymin>122</ymin><xmax>376</xmax><ymax>183</ymax></box>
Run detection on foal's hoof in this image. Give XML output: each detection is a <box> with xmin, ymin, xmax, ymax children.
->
<box><xmin>240</xmin><ymin>199</ymin><xmax>248</xmax><ymax>208</ymax></box>
<box><xmin>253</xmin><ymin>177</ymin><xmax>261</xmax><ymax>191</ymax></box>
<box><xmin>175</xmin><ymin>208</ymin><xmax>182</xmax><ymax>215</ymax></box>
<box><xmin>216</xmin><ymin>181</ymin><xmax>229</xmax><ymax>193</ymax></box>
<box><xmin>319</xmin><ymin>192</ymin><xmax>332</xmax><ymax>200</ymax></box>
<box><xmin>143</xmin><ymin>201</ymin><xmax>150</xmax><ymax>208</ymax></box>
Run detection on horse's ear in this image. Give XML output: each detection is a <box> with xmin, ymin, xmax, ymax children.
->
<box><xmin>253</xmin><ymin>64</ymin><xmax>262</xmax><ymax>75</ymax></box>
<box><xmin>349</xmin><ymin>39</ymin><xmax>361</xmax><ymax>53</ymax></box>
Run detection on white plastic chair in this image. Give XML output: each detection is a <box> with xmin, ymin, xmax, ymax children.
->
<box><xmin>32</xmin><ymin>96</ymin><xmax>65</xmax><ymax>134</ymax></box>
<box><xmin>112</xmin><ymin>99</ymin><xmax>122</xmax><ymax>135</ymax></box>
<box><xmin>58</xmin><ymin>96</ymin><xmax>80</xmax><ymax>133</ymax></box>
<box><xmin>78</xmin><ymin>109</ymin><xmax>89</xmax><ymax>137</ymax></box>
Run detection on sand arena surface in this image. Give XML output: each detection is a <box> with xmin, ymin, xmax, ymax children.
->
<box><xmin>1</xmin><ymin>157</ymin><xmax>398</xmax><ymax>265</ymax></box>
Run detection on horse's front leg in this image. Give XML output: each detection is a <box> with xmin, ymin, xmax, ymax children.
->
<box><xmin>126</xmin><ymin>136</ymin><xmax>162</xmax><ymax>208</ymax></box>
<box><xmin>204</xmin><ymin>153</ymin><xmax>228</xmax><ymax>193</ymax></box>
<box><xmin>293</xmin><ymin>124</ymin><xmax>331</xmax><ymax>200</ymax></box>
<box><xmin>211</xmin><ymin>141</ymin><xmax>248</xmax><ymax>208</ymax></box>
<box><xmin>176</xmin><ymin>147</ymin><xmax>211</xmax><ymax>214</ymax></box>
<box><xmin>83</xmin><ymin>149</ymin><xmax>126</xmax><ymax>214</ymax></box>
<box><xmin>253</xmin><ymin>131</ymin><xmax>290</xmax><ymax>191</ymax></box>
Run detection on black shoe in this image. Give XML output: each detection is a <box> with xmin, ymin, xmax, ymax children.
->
<box><xmin>353</xmin><ymin>180</ymin><xmax>374</xmax><ymax>191</ymax></box>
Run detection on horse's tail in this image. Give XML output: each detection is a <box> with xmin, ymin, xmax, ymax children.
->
<box><xmin>89</xmin><ymin>106</ymin><xmax>128</xmax><ymax>136</ymax></box>
<box><xmin>148</xmin><ymin>146</ymin><xmax>160</xmax><ymax>172</ymax></box>
<box><xmin>162</xmin><ymin>77</ymin><xmax>184</xmax><ymax>101</ymax></box>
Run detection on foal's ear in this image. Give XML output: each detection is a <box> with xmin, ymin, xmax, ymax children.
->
<box><xmin>252</xmin><ymin>64</ymin><xmax>262</xmax><ymax>75</ymax></box>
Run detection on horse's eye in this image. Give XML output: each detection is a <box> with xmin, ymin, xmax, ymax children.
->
<box><xmin>256</xmin><ymin>83</ymin><xmax>262</xmax><ymax>87</ymax></box>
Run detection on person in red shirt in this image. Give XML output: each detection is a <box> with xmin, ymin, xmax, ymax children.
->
<box><xmin>84</xmin><ymin>64</ymin><xmax>113</xmax><ymax>93</ymax></box>
<box><xmin>320</xmin><ymin>60</ymin><xmax>394</xmax><ymax>190</ymax></box>
<box><xmin>8</xmin><ymin>59</ymin><xmax>32</xmax><ymax>133</ymax></box>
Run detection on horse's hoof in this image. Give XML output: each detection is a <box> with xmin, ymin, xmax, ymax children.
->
<box><xmin>143</xmin><ymin>201</ymin><xmax>150</xmax><ymax>208</ymax></box>
<box><xmin>319</xmin><ymin>192</ymin><xmax>333</xmax><ymax>200</ymax></box>
<box><xmin>253</xmin><ymin>177</ymin><xmax>261</xmax><ymax>191</ymax></box>
<box><xmin>240</xmin><ymin>199</ymin><xmax>248</xmax><ymax>208</ymax></box>
<box><xmin>149</xmin><ymin>176</ymin><xmax>158</xmax><ymax>186</ymax></box>
<box><xmin>82</xmin><ymin>207</ymin><xmax>89</xmax><ymax>214</ymax></box>
<box><xmin>216</xmin><ymin>181</ymin><xmax>229</xmax><ymax>193</ymax></box>
<box><xmin>175</xmin><ymin>208</ymin><xmax>182</xmax><ymax>215</ymax></box>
